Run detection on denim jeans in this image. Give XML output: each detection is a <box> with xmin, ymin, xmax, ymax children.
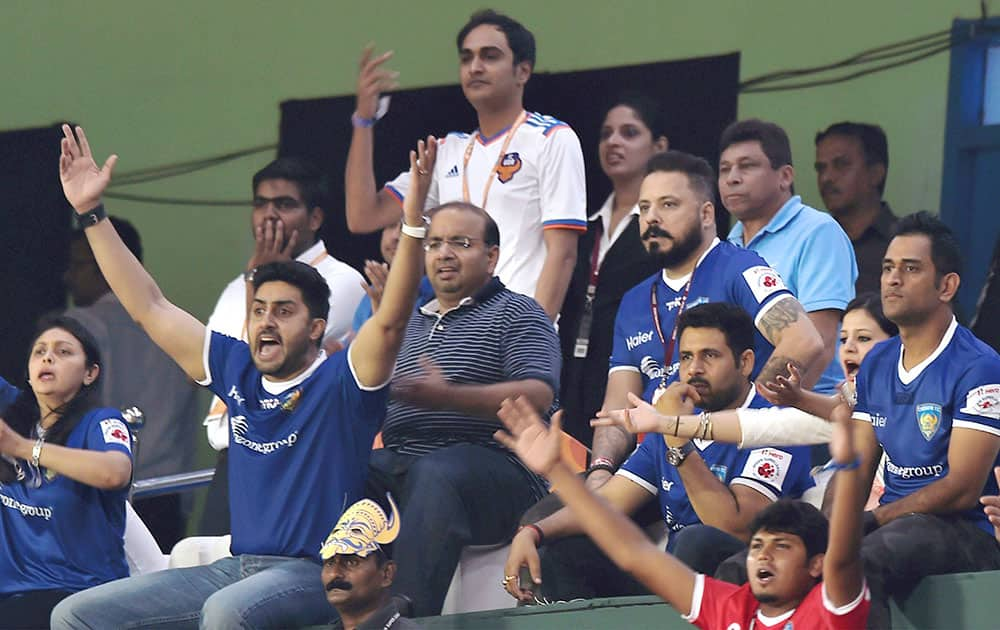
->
<box><xmin>50</xmin><ymin>554</ymin><xmax>331</xmax><ymax>630</ymax></box>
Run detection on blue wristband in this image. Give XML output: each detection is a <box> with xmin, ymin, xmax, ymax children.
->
<box><xmin>823</xmin><ymin>457</ymin><xmax>861</xmax><ymax>472</ymax></box>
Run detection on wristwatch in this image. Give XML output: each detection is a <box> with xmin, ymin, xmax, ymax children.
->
<box><xmin>666</xmin><ymin>441</ymin><xmax>696</xmax><ymax>466</ymax></box>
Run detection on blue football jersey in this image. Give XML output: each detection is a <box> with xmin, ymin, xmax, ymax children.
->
<box><xmin>0</xmin><ymin>395</ymin><xmax>132</xmax><ymax>595</ymax></box>
<box><xmin>853</xmin><ymin>319</ymin><xmax>1000</xmax><ymax>534</ymax></box>
<box><xmin>618</xmin><ymin>391</ymin><xmax>814</xmax><ymax>532</ymax></box>
<box><xmin>201</xmin><ymin>333</ymin><xmax>387</xmax><ymax>559</ymax></box>
<box><xmin>610</xmin><ymin>240</ymin><xmax>793</xmax><ymax>403</ymax></box>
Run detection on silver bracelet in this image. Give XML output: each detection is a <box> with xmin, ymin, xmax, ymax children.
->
<box><xmin>697</xmin><ymin>412</ymin><xmax>712</xmax><ymax>440</ymax></box>
<box><xmin>31</xmin><ymin>438</ymin><xmax>44</xmax><ymax>469</ymax></box>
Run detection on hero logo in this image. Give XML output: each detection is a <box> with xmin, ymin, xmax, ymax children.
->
<box><xmin>741</xmin><ymin>265</ymin><xmax>787</xmax><ymax>303</ymax></box>
<box><xmin>961</xmin><ymin>384</ymin><xmax>1000</xmax><ymax>420</ymax></box>
<box><xmin>626</xmin><ymin>330</ymin><xmax>654</xmax><ymax>351</ymax></box>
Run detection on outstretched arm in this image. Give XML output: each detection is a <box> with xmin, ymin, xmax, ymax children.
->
<box><xmin>59</xmin><ymin>125</ymin><xmax>207</xmax><ymax>381</ymax></box>
<box><xmin>350</xmin><ymin>137</ymin><xmax>436</xmax><ymax>388</ymax></box>
<box><xmin>495</xmin><ymin>397</ymin><xmax>698</xmax><ymax>616</ymax></box>
<box><xmin>344</xmin><ymin>44</ymin><xmax>405</xmax><ymax>234</ymax></box>
<box><xmin>823</xmin><ymin>402</ymin><xmax>867</xmax><ymax>607</ymax></box>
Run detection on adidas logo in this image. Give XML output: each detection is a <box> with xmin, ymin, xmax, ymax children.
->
<box><xmin>445</xmin><ymin>165</ymin><xmax>459</xmax><ymax>178</ymax></box>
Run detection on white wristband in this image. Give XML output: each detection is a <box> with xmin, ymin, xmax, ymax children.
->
<box><xmin>401</xmin><ymin>216</ymin><xmax>429</xmax><ymax>239</ymax></box>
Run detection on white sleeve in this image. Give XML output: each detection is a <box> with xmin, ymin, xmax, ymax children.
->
<box><xmin>539</xmin><ymin>126</ymin><xmax>587</xmax><ymax>230</ymax></box>
<box><xmin>736</xmin><ymin>406</ymin><xmax>833</xmax><ymax>448</ymax></box>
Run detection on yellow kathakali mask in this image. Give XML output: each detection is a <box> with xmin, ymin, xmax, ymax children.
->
<box><xmin>320</xmin><ymin>494</ymin><xmax>401</xmax><ymax>560</ymax></box>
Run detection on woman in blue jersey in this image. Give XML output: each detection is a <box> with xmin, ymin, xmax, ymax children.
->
<box><xmin>0</xmin><ymin>316</ymin><xmax>133</xmax><ymax>628</ymax></box>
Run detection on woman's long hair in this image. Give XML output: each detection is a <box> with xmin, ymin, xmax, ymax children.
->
<box><xmin>0</xmin><ymin>315</ymin><xmax>102</xmax><ymax>482</ymax></box>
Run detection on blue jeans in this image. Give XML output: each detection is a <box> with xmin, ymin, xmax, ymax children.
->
<box><xmin>50</xmin><ymin>555</ymin><xmax>331</xmax><ymax>630</ymax></box>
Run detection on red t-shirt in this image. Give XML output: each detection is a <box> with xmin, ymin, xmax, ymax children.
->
<box><xmin>684</xmin><ymin>574</ymin><xmax>869</xmax><ymax>630</ymax></box>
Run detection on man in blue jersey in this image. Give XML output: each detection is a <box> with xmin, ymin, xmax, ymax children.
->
<box><xmin>504</xmin><ymin>303</ymin><xmax>814</xmax><ymax>602</ymax></box>
<box><xmin>849</xmin><ymin>212</ymin><xmax>1000</xmax><ymax>627</ymax></box>
<box><xmin>720</xmin><ymin>119</ymin><xmax>857</xmax><ymax>396</ymax></box>
<box><xmin>366</xmin><ymin>201</ymin><xmax>562</xmax><ymax>616</ymax></box>
<box><xmin>587</xmin><ymin>151</ymin><xmax>825</xmax><ymax>489</ymax></box>
<box><xmin>50</xmin><ymin>126</ymin><xmax>435</xmax><ymax>629</ymax></box>
<box><xmin>345</xmin><ymin>9</ymin><xmax>585</xmax><ymax>320</ymax></box>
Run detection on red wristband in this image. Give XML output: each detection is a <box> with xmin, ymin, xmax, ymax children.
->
<box><xmin>519</xmin><ymin>523</ymin><xmax>545</xmax><ymax>546</ymax></box>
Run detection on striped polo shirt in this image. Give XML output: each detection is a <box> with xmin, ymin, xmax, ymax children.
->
<box><xmin>383</xmin><ymin>277</ymin><xmax>560</xmax><ymax>493</ymax></box>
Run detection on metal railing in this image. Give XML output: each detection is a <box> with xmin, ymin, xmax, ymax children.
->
<box><xmin>130</xmin><ymin>468</ymin><xmax>215</xmax><ymax>500</ymax></box>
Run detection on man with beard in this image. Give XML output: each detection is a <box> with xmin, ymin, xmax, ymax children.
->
<box><xmin>50</xmin><ymin>127</ymin><xmax>433</xmax><ymax>629</ymax></box>
<box><xmin>502</xmin><ymin>303</ymin><xmax>814</xmax><ymax>602</ymax></box>
<box><xmin>320</xmin><ymin>496</ymin><xmax>420</xmax><ymax>630</ymax></box>
<box><xmin>586</xmin><ymin>151</ymin><xmax>824</xmax><ymax>491</ymax></box>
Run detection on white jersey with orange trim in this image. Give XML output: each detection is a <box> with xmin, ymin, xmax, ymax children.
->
<box><xmin>384</xmin><ymin>110</ymin><xmax>587</xmax><ymax>298</ymax></box>
<box><xmin>202</xmin><ymin>239</ymin><xmax>365</xmax><ymax>450</ymax></box>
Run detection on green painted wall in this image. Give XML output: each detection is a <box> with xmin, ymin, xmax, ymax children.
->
<box><xmin>2</xmin><ymin>0</ymin><xmax>983</xmax><ymax>320</ymax></box>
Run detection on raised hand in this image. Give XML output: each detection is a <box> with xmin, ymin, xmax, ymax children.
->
<box><xmin>827</xmin><ymin>402</ymin><xmax>856</xmax><ymax>465</ymax></box>
<box><xmin>495</xmin><ymin>397</ymin><xmax>562</xmax><ymax>478</ymax></box>
<box><xmin>247</xmin><ymin>219</ymin><xmax>298</xmax><ymax>272</ymax></box>
<box><xmin>592</xmin><ymin>391</ymin><xmax>682</xmax><ymax>435</ymax></box>
<box><xmin>361</xmin><ymin>260</ymin><xmax>390</xmax><ymax>312</ymax></box>
<box><xmin>757</xmin><ymin>361</ymin><xmax>805</xmax><ymax>407</ymax></box>
<box><xmin>59</xmin><ymin>124</ymin><xmax>118</xmax><ymax>213</ymax></box>
<box><xmin>403</xmin><ymin>136</ymin><xmax>437</xmax><ymax>224</ymax></box>
<box><xmin>356</xmin><ymin>44</ymin><xmax>398</xmax><ymax>120</ymax></box>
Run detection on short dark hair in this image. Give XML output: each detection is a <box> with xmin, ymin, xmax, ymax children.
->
<box><xmin>678</xmin><ymin>302</ymin><xmax>755</xmax><ymax>365</ymax></box>
<box><xmin>428</xmin><ymin>201</ymin><xmax>501</xmax><ymax>248</ymax></box>
<box><xmin>645</xmin><ymin>151</ymin><xmax>716</xmax><ymax>205</ymax></box>
<box><xmin>456</xmin><ymin>9</ymin><xmax>536</xmax><ymax>68</ymax></box>
<box><xmin>252</xmin><ymin>157</ymin><xmax>329</xmax><ymax>213</ymax></box>
<box><xmin>749</xmin><ymin>500</ymin><xmax>829</xmax><ymax>559</ymax></box>
<box><xmin>845</xmin><ymin>292</ymin><xmax>898</xmax><ymax>338</ymax></box>
<box><xmin>251</xmin><ymin>261</ymin><xmax>331</xmax><ymax>326</ymax></box>
<box><xmin>72</xmin><ymin>216</ymin><xmax>143</xmax><ymax>263</ymax></box>
<box><xmin>815</xmin><ymin>122</ymin><xmax>889</xmax><ymax>194</ymax></box>
<box><xmin>892</xmin><ymin>211</ymin><xmax>962</xmax><ymax>279</ymax></box>
<box><xmin>605</xmin><ymin>91</ymin><xmax>668</xmax><ymax>140</ymax></box>
<box><xmin>719</xmin><ymin>119</ymin><xmax>793</xmax><ymax>169</ymax></box>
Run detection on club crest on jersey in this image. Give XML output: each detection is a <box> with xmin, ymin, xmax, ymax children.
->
<box><xmin>916</xmin><ymin>403</ymin><xmax>942</xmax><ymax>441</ymax></box>
<box><xmin>495</xmin><ymin>152</ymin><xmax>522</xmax><ymax>183</ymax></box>
<box><xmin>281</xmin><ymin>389</ymin><xmax>302</xmax><ymax>412</ymax></box>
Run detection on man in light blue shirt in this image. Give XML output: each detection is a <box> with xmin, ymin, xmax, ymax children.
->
<box><xmin>718</xmin><ymin>119</ymin><xmax>857</xmax><ymax>395</ymax></box>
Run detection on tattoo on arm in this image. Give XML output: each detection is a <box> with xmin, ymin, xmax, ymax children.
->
<box><xmin>758</xmin><ymin>297</ymin><xmax>805</xmax><ymax>342</ymax></box>
<box><xmin>757</xmin><ymin>354</ymin><xmax>804</xmax><ymax>387</ymax></box>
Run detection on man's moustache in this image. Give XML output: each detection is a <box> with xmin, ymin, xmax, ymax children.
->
<box><xmin>641</xmin><ymin>227</ymin><xmax>671</xmax><ymax>240</ymax></box>
<box><xmin>326</xmin><ymin>579</ymin><xmax>353</xmax><ymax>592</ymax></box>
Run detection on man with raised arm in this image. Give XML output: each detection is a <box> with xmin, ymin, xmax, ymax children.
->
<box><xmin>495</xmin><ymin>396</ymin><xmax>869</xmax><ymax>629</ymax></box>
<box><xmin>51</xmin><ymin>125</ymin><xmax>434</xmax><ymax>629</ymax></box>
<box><xmin>587</xmin><ymin>151</ymin><xmax>824</xmax><ymax>490</ymax></box>
<box><xmin>345</xmin><ymin>9</ymin><xmax>586</xmax><ymax>320</ymax></box>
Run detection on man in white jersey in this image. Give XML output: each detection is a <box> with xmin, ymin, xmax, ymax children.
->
<box><xmin>199</xmin><ymin>157</ymin><xmax>364</xmax><ymax>534</ymax></box>
<box><xmin>345</xmin><ymin>9</ymin><xmax>586</xmax><ymax>319</ymax></box>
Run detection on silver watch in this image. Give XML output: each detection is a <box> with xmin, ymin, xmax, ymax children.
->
<box><xmin>666</xmin><ymin>441</ymin><xmax>696</xmax><ymax>466</ymax></box>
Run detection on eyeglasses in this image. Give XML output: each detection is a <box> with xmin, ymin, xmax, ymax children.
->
<box><xmin>423</xmin><ymin>236</ymin><xmax>487</xmax><ymax>252</ymax></box>
<box><xmin>252</xmin><ymin>196</ymin><xmax>304</xmax><ymax>212</ymax></box>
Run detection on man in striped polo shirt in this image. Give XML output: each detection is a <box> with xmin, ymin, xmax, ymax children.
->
<box><xmin>366</xmin><ymin>201</ymin><xmax>561</xmax><ymax>617</ymax></box>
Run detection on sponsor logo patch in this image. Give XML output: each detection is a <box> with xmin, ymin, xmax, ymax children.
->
<box><xmin>741</xmin><ymin>447</ymin><xmax>791</xmax><ymax>488</ymax></box>
<box><xmin>100</xmin><ymin>418</ymin><xmax>132</xmax><ymax>451</ymax></box>
<box><xmin>741</xmin><ymin>265</ymin><xmax>787</xmax><ymax>303</ymax></box>
<box><xmin>961</xmin><ymin>384</ymin><xmax>1000</xmax><ymax>420</ymax></box>
<box><xmin>916</xmin><ymin>403</ymin><xmax>942</xmax><ymax>441</ymax></box>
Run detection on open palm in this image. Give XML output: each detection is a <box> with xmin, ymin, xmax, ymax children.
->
<box><xmin>495</xmin><ymin>397</ymin><xmax>562</xmax><ymax>478</ymax></box>
<box><xmin>59</xmin><ymin>124</ymin><xmax>118</xmax><ymax>212</ymax></box>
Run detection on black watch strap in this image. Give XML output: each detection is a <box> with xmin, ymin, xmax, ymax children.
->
<box><xmin>75</xmin><ymin>203</ymin><xmax>107</xmax><ymax>229</ymax></box>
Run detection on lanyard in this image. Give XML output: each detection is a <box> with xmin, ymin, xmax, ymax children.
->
<box><xmin>572</xmin><ymin>222</ymin><xmax>605</xmax><ymax>359</ymax></box>
<box><xmin>650</xmin><ymin>268</ymin><xmax>697</xmax><ymax>390</ymax></box>
<box><xmin>461</xmin><ymin>110</ymin><xmax>528</xmax><ymax>210</ymax></box>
